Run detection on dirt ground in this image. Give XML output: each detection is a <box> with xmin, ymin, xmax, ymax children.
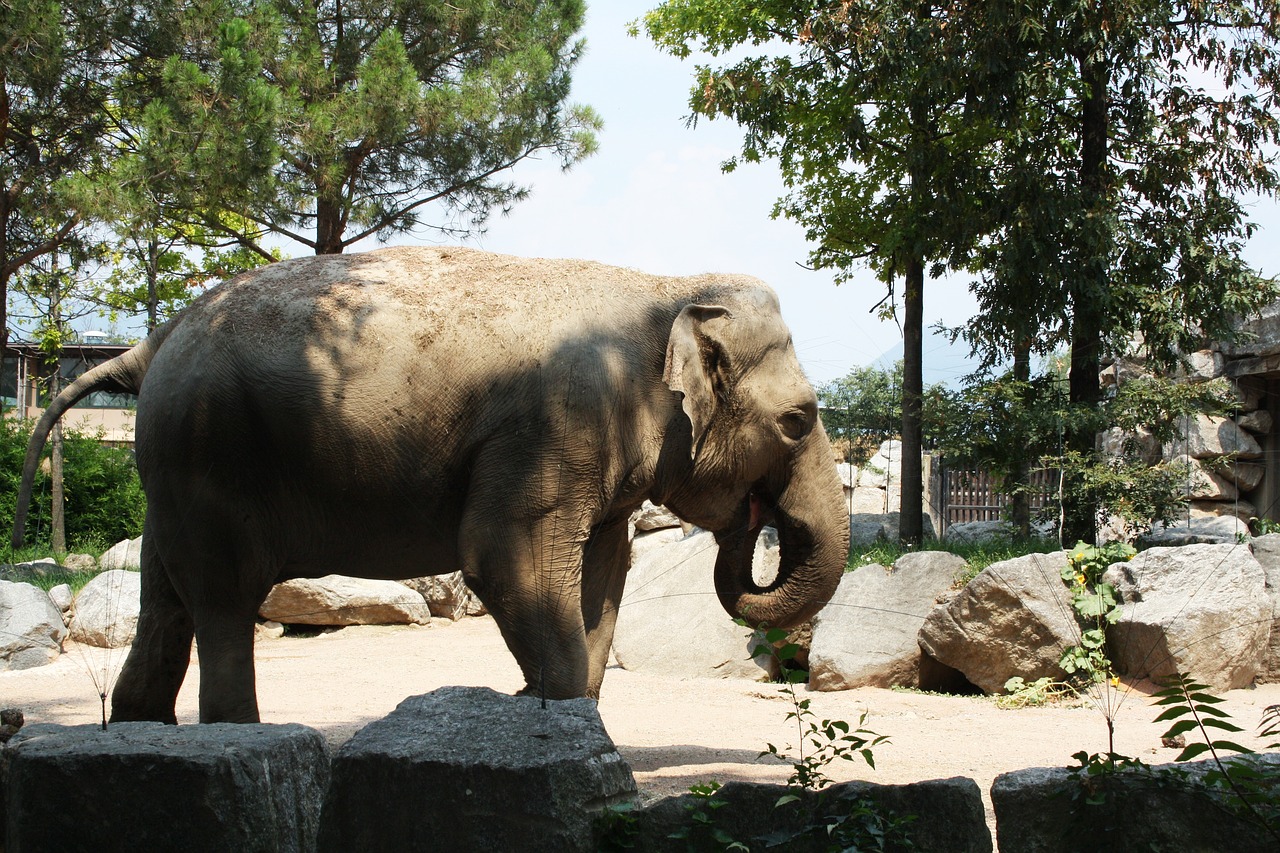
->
<box><xmin>4</xmin><ymin>616</ymin><xmax>1279</xmax><ymax>830</ymax></box>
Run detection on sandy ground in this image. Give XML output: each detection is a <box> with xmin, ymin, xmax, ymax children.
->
<box><xmin>4</xmin><ymin>616</ymin><xmax>1279</xmax><ymax>830</ymax></box>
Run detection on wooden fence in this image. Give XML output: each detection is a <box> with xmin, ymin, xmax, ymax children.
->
<box><xmin>939</xmin><ymin>464</ymin><xmax>1058</xmax><ymax>531</ymax></box>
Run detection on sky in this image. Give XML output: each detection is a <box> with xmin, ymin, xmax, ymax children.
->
<box><xmin>465</xmin><ymin>3</ymin><xmax>983</xmax><ymax>387</ymax></box>
<box><xmin>462</xmin><ymin>3</ymin><xmax>1280</xmax><ymax>388</ymax></box>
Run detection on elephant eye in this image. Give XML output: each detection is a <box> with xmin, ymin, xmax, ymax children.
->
<box><xmin>778</xmin><ymin>405</ymin><xmax>815</xmax><ymax>442</ymax></box>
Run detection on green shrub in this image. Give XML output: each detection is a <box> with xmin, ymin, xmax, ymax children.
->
<box><xmin>0</xmin><ymin>417</ymin><xmax>145</xmax><ymax>554</ymax></box>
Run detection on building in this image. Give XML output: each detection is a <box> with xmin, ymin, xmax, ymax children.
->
<box><xmin>2</xmin><ymin>342</ymin><xmax>137</xmax><ymax>444</ymax></box>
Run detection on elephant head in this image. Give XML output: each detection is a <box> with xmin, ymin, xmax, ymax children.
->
<box><xmin>659</xmin><ymin>285</ymin><xmax>849</xmax><ymax>629</ymax></box>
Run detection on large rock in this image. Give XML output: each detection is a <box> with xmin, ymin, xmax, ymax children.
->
<box><xmin>399</xmin><ymin>572</ymin><xmax>485</xmax><ymax>621</ymax></box>
<box><xmin>317</xmin><ymin>686</ymin><xmax>636</xmax><ymax>853</ymax></box>
<box><xmin>943</xmin><ymin>520</ymin><xmax>1014</xmax><ymax>543</ymax></box>
<box><xmin>859</xmin><ymin>440</ymin><xmax>903</xmax><ymax>488</ymax></box>
<box><xmin>1172</xmin><ymin>455</ymin><xmax>1239</xmax><ymax>500</ymax></box>
<box><xmin>1207</xmin><ymin>457</ymin><xmax>1266</xmax><ymax>491</ymax></box>
<box><xmin>918</xmin><ymin>552</ymin><xmax>1078</xmax><ymax>694</ymax></box>
<box><xmin>0</xmin><ymin>580</ymin><xmax>67</xmax><ymax>671</ymax></box>
<box><xmin>70</xmin><ymin>570</ymin><xmax>142</xmax><ymax>648</ymax></box>
<box><xmin>1139</xmin><ymin>513</ymin><xmax>1250</xmax><ymax>547</ymax></box>
<box><xmin>848</xmin><ymin>512</ymin><xmax>935</xmax><ymax>548</ymax></box>
<box><xmin>260</xmin><ymin>576</ymin><xmax>430</xmax><ymax>626</ymax></box>
<box><xmin>612</xmin><ymin>531</ymin><xmax>769</xmax><ymax>679</ymax></box>
<box><xmin>992</xmin><ymin>754</ymin><xmax>1280</xmax><ymax>853</ymax></box>
<box><xmin>98</xmin><ymin>536</ymin><xmax>144</xmax><ymax>571</ymax></box>
<box><xmin>1248</xmin><ymin>533</ymin><xmax>1280</xmax><ymax>682</ymax></box>
<box><xmin>1236</xmin><ymin>408</ymin><xmax>1273</xmax><ymax>435</ymax></box>
<box><xmin>1165</xmin><ymin>414</ymin><xmax>1262</xmax><ymax>460</ymax></box>
<box><xmin>1103</xmin><ymin>544</ymin><xmax>1270</xmax><ymax>691</ymax></box>
<box><xmin>810</xmin><ymin>552</ymin><xmax>967</xmax><ymax>690</ymax></box>
<box><xmin>627</xmin><ymin>777</ymin><xmax>991</xmax><ymax>852</ymax></box>
<box><xmin>629</xmin><ymin>526</ymin><xmax>687</xmax><ymax>564</ymax></box>
<box><xmin>1098</xmin><ymin>426</ymin><xmax>1161</xmax><ymax>465</ymax></box>
<box><xmin>2</xmin><ymin>721</ymin><xmax>330</xmax><ymax>853</ymax></box>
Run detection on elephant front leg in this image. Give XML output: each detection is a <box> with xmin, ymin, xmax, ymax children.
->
<box><xmin>581</xmin><ymin>517</ymin><xmax>631</xmax><ymax>698</ymax></box>
<box><xmin>460</xmin><ymin>511</ymin><xmax>592</xmax><ymax>700</ymax></box>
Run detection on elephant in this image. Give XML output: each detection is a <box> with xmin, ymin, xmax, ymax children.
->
<box><xmin>13</xmin><ymin>247</ymin><xmax>849</xmax><ymax>723</ymax></box>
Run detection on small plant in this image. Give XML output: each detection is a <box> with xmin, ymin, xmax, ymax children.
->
<box><xmin>594</xmin><ymin>801</ymin><xmax>639</xmax><ymax>851</ymax></box>
<box><xmin>1250</xmin><ymin>516</ymin><xmax>1280</xmax><ymax>536</ymax></box>
<box><xmin>1153</xmin><ymin>674</ymin><xmax>1280</xmax><ymax>844</ymax></box>
<box><xmin>1057</xmin><ymin>541</ymin><xmax>1133</xmax><ymax>687</ymax></box>
<box><xmin>997</xmin><ymin>676</ymin><xmax>1074</xmax><ymax>709</ymax></box>
<box><xmin>667</xmin><ymin>781</ymin><xmax>746</xmax><ymax>851</ymax></box>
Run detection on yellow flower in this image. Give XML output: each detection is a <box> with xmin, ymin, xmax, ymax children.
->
<box><xmin>1075</xmin><ymin>573</ymin><xmax>1087</xmax><ymax>585</ymax></box>
<box><xmin>1110</xmin><ymin>675</ymin><xmax>1120</xmax><ymax>688</ymax></box>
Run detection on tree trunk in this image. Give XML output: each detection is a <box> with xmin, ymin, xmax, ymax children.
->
<box><xmin>900</xmin><ymin>259</ymin><xmax>925</xmax><ymax>545</ymax></box>
<box><xmin>1010</xmin><ymin>342</ymin><xmax>1031</xmax><ymax>538</ymax></box>
<box><xmin>146</xmin><ymin>235</ymin><xmax>160</xmax><ymax>331</ymax></box>
<box><xmin>50</xmin><ymin>417</ymin><xmax>65</xmax><ymax>556</ymax></box>
<box><xmin>315</xmin><ymin>193</ymin><xmax>346</xmax><ymax>255</ymax></box>
<box><xmin>1062</xmin><ymin>53</ymin><xmax>1110</xmax><ymax>546</ymax></box>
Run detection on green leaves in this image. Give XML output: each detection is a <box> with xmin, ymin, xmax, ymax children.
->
<box><xmin>1154</xmin><ymin>674</ymin><xmax>1254</xmax><ymax>764</ymax></box>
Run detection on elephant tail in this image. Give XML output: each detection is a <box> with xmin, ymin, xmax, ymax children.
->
<box><xmin>10</xmin><ymin>322</ymin><xmax>176</xmax><ymax>549</ymax></box>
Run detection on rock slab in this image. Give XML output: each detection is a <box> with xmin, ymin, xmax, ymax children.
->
<box><xmin>992</xmin><ymin>753</ymin><xmax>1280</xmax><ymax>853</ymax></box>
<box><xmin>0</xmin><ymin>580</ymin><xmax>67</xmax><ymax>671</ymax></box>
<box><xmin>260</xmin><ymin>575</ymin><xmax>430</xmax><ymax>626</ymax></box>
<box><xmin>1</xmin><ymin>721</ymin><xmax>330</xmax><ymax>853</ymax></box>
<box><xmin>70</xmin><ymin>570</ymin><xmax>142</xmax><ymax>648</ymax></box>
<box><xmin>810</xmin><ymin>552</ymin><xmax>967</xmax><ymax>690</ymax></box>
<box><xmin>98</xmin><ymin>536</ymin><xmax>143</xmax><ymax>571</ymax></box>
<box><xmin>612</xmin><ymin>531</ymin><xmax>769</xmax><ymax>679</ymax></box>
<box><xmin>1248</xmin><ymin>533</ymin><xmax>1280</xmax><ymax>682</ymax></box>
<box><xmin>627</xmin><ymin>777</ymin><xmax>991</xmax><ymax>852</ymax></box>
<box><xmin>317</xmin><ymin>686</ymin><xmax>636</xmax><ymax>853</ymax></box>
<box><xmin>1103</xmin><ymin>543</ymin><xmax>1270</xmax><ymax>691</ymax></box>
<box><xmin>918</xmin><ymin>552</ymin><xmax>1078</xmax><ymax>694</ymax></box>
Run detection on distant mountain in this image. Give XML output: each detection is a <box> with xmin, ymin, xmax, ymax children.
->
<box><xmin>868</xmin><ymin>327</ymin><xmax>983</xmax><ymax>387</ymax></box>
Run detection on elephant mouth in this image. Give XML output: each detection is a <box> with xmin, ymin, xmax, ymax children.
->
<box><xmin>747</xmin><ymin>482</ymin><xmax>777</xmax><ymax>534</ymax></box>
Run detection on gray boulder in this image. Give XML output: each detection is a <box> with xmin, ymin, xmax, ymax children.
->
<box><xmin>399</xmin><ymin>572</ymin><xmax>486</xmax><ymax>621</ymax></box>
<box><xmin>317</xmin><ymin>686</ymin><xmax>636</xmax><ymax>853</ymax></box>
<box><xmin>848</xmin><ymin>512</ymin><xmax>936</xmax><ymax>548</ymax></box>
<box><xmin>918</xmin><ymin>552</ymin><xmax>1078</xmax><ymax>693</ymax></box>
<box><xmin>260</xmin><ymin>575</ymin><xmax>431</xmax><ymax>626</ymax></box>
<box><xmin>612</xmin><ymin>531</ymin><xmax>769</xmax><ymax>679</ymax></box>
<box><xmin>2</xmin><ymin>721</ymin><xmax>330</xmax><ymax>853</ymax></box>
<box><xmin>810</xmin><ymin>552</ymin><xmax>967</xmax><ymax>690</ymax></box>
<box><xmin>992</xmin><ymin>753</ymin><xmax>1280</xmax><ymax>853</ymax></box>
<box><xmin>1165</xmin><ymin>414</ymin><xmax>1262</xmax><ymax>460</ymax></box>
<box><xmin>47</xmin><ymin>583</ymin><xmax>73</xmax><ymax>618</ymax></box>
<box><xmin>98</xmin><ymin>536</ymin><xmax>144</xmax><ymax>571</ymax></box>
<box><xmin>0</xmin><ymin>580</ymin><xmax>67</xmax><ymax>670</ymax></box>
<box><xmin>943</xmin><ymin>520</ymin><xmax>1014</xmax><ymax>543</ymax></box>
<box><xmin>1103</xmin><ymin>543</ymin><xmax>1270</xmax><ymax>691</ymax></box>
<box><xmin>70</xmin><ymin>569</ymin><xmax>142</xmax><ymax>648</ymax></box>
<box><xmin>1139</xmin><ymin>514</ymin><xmax>1250</xmax><ymax>546</ymax></box>
<box><xmin>1236</xmin><ymin>408</ymin><xmax>1273</xmax><ymax>435</ymax></box>
<box><xmin>627</xmin><ymin>777</ymin><xmax>991</xmax><ymax>852</ymax></box>
<box><xmin>1248</xmin><ymin>533</ymin><xmax>1280</xmax><ymax>682</ymax></box>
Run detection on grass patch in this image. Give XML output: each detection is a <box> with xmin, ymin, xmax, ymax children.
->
<box><xmin>0</xmin><ymin>539</ymin><xmax>113</xmax><ymax>592</ymax></box>
<box><xmin>849</xmin><ymin>536</ymin><xmax>1063</xmax><ymax>584</ymax></box>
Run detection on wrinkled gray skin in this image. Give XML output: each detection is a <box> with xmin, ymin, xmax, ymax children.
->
<box><xmin>13</xmin><ymin>247</ymin><xmax>848</xmax><ymax>723</ymax></box>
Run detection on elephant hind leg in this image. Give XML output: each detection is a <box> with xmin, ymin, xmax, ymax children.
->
<box><xmin>111</xmin><ymin>533</ymin><xmax>194</xmax><ymax>724</ymax></box>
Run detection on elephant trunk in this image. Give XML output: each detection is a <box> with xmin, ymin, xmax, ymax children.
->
<box><xmin>713</xmin><ymin>429</ymin><xmax>849</xmax><ymax>629</ymax></box>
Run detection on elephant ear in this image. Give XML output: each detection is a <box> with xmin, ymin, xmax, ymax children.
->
<box><xmin>664</xmin><ymin>304</ymin><xmax>732</xmax><ymax>457</ymax></box>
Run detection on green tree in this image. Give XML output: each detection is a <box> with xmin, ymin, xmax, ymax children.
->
<box><xmin>818</xmin><ymin>360</ymin><xmax>904</xmax><ymax>464</ymax></box>
<box><xmin>1</xmin><ymin>0</ymin><xmax>120</xmax><ymax>349</ymax></box>
<box><xmin>955</xmin><ymin>1</ymin><xmax>1280</xmax><ymax>542</ymax></box>
<box><xmin>641</xmin><ymin>1</ymin><xmax>1010</xmax><ymax>544</ymax></box>
<box><xmin>136</xmin><ymin>0</ymin><xmax>601</xmax><ymax>256</ymax></box>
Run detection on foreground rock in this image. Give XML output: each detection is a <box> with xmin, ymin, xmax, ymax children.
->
<box><xmin>2</xmin><ymin>721</ymin><xmax>330</xmax><ymax>852</ymax></box>
<box><xmin>992</xmin><ymin>753</ymin><xmax>1280</xmax><ymax>853</ymax></box>
<box><xmin>318</xmin><ymin>686</ymin><xmax>636</xmax><ymax>853</ymax></box>
<box><xmin>1103</xmin><ymin>543</ymin><xmax>1270</xmax><ymax>691</ymax></box>
<box><xmin>627</xmin><ymin>777</ymin><xmax>991</xmax><ymax>852</ymax></box>
<box><xmin>0</xmin><ymin>580</ymin><xmax>67</xmax><ymax>670</ymax></box>
<box><xmin>612</xmin><ymin>531</ymin><xmax>769</xmax><ymax>679</ymax></box>
<box><xmin>810</xmin><ymin>552</ymin><xmax>968</xmax><ymax>691</ymax></box>
<box><xmin>918</xmin><ymin>552</ymin><xmax>1078</xmax><ymax>693</ymax></box>
<box><xmin>70</xmin><ymin>569</ymin><xmax>142</xmax><ymax>648</ymax></box>
<box><xmin>260</xmin><ymin>576</ymin><xmax>430</xmax><ymax>626</ymax></box>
